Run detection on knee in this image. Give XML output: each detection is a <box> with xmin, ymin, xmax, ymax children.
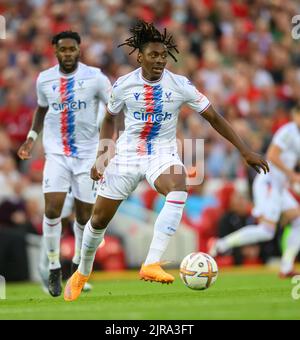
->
<box><xmin>165</xmin><ymin>187</ymin><xmax>187</xmax><ymax>197</ymax></box>
<box><xmin>91</xmin><ymin>212</ymin><xmax>111</xmax><ymax>230</ymax></box>
<box><xmin>161</xmin><ymin>183</ymin><xmax>187</xmax><ymax>197</ymax></box>
<box><xmin>45</xmin><ymin>206</ymin><xmax>61</xmax><ymax>219</ymax></box>
<box><xmin>260</xmin><ymin>223</ymin><xmax>276</xmax><ymax>240</ymax></box>
<box><xmin>76</xmin><ymin>214</ymin><xmax>91</xmax><ymax>226</ymax></box>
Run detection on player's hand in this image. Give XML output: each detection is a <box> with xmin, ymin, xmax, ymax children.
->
<box><xmin>90</xmin><ymin>162</ymin><xmax>103</xmax><ymax>181</ymax></box>
<box><xmin>17</xmin><ymin>139</ymin><xmax>34</xmax><ymax>160</ymax></box>
<box><xmin>242</xmin><ymin>151</ymin><xmax>269</xmax><ymax>174</ymax></box>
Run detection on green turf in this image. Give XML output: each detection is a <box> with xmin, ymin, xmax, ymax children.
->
<box><xmin>0</xmin><ymin>268</ymin><xmax>299</xmax><ymax>320</ymax></box>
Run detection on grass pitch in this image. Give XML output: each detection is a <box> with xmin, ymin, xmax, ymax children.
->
<box><xmin>0</xmin><ymin>266</ymin><xmax>299</xmax><ymax>320</ymax></box>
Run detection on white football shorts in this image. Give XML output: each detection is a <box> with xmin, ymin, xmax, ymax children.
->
<box><xmin>252</xmin><ymin>174</ymin><xmax>299</xmax><ymax>222</ymax></box>
<box><xmin>43</xmin><ymin>153</ymin><xmax>98</xmax><ymax>204</ymax></box>
<box><xmin>98</xmin><ymin>152</ymin><xmax>185</xmax><ymax>200</ymax></box>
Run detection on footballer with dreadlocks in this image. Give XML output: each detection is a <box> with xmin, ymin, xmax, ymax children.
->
<box><xmin>18</xmin><ymin>31</ymin><xmax>111</xmax><ymax>297</ymax></box>
<box><xmin>64</xmin><ymin>21</ymin><xmax>269</xmax><ymax>302</ymax></box>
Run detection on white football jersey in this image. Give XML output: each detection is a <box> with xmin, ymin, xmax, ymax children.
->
<box><xmin>37</xmin><ymin>62</ymin><xmax>111</xmax><ymax>158</ymax></box>
<box><xmin>107</xmin><ymin>68</ymin><xmax>210</xmax><ymax>155</ymax></box>
<box><xmin>263</xmin><ymin>122</ymin><xmax>300</xmax><ymax>187</ymax></box>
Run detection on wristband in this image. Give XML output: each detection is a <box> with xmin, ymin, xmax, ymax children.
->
<box><xmin>27</xmin><ymin>130</ymin><xmax>38</xmax><ymax>141</ymax></box>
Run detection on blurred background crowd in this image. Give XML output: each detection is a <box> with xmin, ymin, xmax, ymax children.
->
<box><xmin>1</xmin><ymin>0</ymin><xmax>300</xmax><ymax>279</ymax></box>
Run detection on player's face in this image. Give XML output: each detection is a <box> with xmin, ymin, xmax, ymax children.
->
<box><xmin>139</xmin><ymin>42</ymin><xmax>168</xmax><ymax>81</ymax></box>
<box><xmin>55</xmin><ymin>38</ymin><xmax>80</xmax><ymax>73</ymax></box>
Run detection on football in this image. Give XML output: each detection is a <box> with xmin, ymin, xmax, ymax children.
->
<box><xmin>180</xmin><ymin>252</ymin><xmax>218</xmax><ymax>290</ymax></box>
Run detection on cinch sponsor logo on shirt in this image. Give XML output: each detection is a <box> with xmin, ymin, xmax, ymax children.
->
<box><xmin>51</xmin><ymin>100</ymin><xmax>87</xmax><ymax>111</ymax></box>
<box><xmin>133</xmin><ymin>111</ymin><xmax>172</xmax><ymax>122</ymax></box>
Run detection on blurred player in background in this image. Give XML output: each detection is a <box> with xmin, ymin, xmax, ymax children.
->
<box><xmin>18</xmin><ymin>31</ymin><xmax>111</xmax><ymax>297</ymax></box>
<box><xmin>209</xmin><ymin>105</ymin><xmax>300</xmax><ymax>278</ymax></box>
<box><xmin>64</xmin><ymin>21</ymin><xmax>269</xmax><ymax>302</ymax></box>
<box><xmin>39</xmin><ymin>189</ymin><xmax>93</xmax><ymax>293</ymax></box>
<box><xmin>38</xmin><ymin>103</ymin><xmax>106</xmax><ymax>294</ymax></box>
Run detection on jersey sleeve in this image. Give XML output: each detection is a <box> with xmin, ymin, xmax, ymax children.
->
<box><xmin>183</xmin><ymin>78</ymin><xmax>210</xmax><ymax>114</ymax></box>
<box><xmin>97</xmin><ymin>72</ymin><xmax>112</xmax><ymax>105</ymax></box>
<box><xmin>107</xmin><ymin>81</ymin><xmax>125</xmax><ymax>115</ymax></box>
<box><xmin>36</xmin><ymin>75</ymin><xmax>48</xmax><ymax>107</ymax></box>
<box><xmin>272</xmin><ymin>125</ymin><xmax>293</xmax><ymax>151</ymax></box>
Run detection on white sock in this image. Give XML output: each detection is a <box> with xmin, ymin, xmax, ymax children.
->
<box><xmin>281</xmin><ymin>217</ymin><xmax>300</xmax><ymax>274</ymax></box>
<box><xmin>42</xmin><ymin>215</ymin><xmax>62</xmax><ymax>270</ymax></box>
<box><xmin>217</xmin><ymin>223</ymin><xmax>275</xmax><ymax>253</ymax></box>
<box><xmin>78</xmin><ymin>220</ymin><xmax>106</xmax><ymax>276</ymax></box>
<box><xmin>39</xmin><ymin>237</ymin><xmax>49</xmax><ymax>272</ymax></box>
<box><xmin>144</xmin><ymin>231</ymin><xmax>172</xmax><ymax>265</ymax></box>
<box><xmin>72</xmin><ymin>220</ymin><xmax>85</xmax><ymax>265</ymax></box>
<box><xmin>144</xmin><ymin>191</ymin><xmax>187</xmax><ymax>265</ymax></box>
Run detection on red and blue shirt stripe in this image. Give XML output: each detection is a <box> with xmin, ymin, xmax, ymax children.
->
<box><xmin>59</xmin><ymin>77</ymin><xmax>78</xmax><ymax>157</ymax></box>
<box><xmin>137</xmin><ymin>84</ymin><xmax>163</xmax><ymax>155</ymax></box>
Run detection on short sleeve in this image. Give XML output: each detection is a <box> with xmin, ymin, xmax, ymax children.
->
<box><xmin>97</xmin><ymin>72</ymin><xmax>112</xmax><ymax>105</ymax></box>
<box><xmin>36</xmin><ymin>75</ymin><xmax>48</xmax><ymax>107</ymax></box>
<box><xmin>183</xmin><ymin>78</ymin><xmax>210</xmax><ymax>114</ymax></box>
<box><xmin>272</xmin><ymin>125</ymin><xmax>293</xmax><ymax>151</ymax></box>
<box><xmin>107</xmin><ymin>81</ymin><xmax>125</xmax><ymax>115</ymax></box>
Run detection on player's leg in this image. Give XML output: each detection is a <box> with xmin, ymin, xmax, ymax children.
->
<box><xmin>71</xmin><ymin>198</ymin><xmax>94</xmax><ymax>269</ymax></box>
<box><xmin>141</xmin><ymin>164</ymin><xmax>188</xmax><ymax>283</ymax></box>
<box><xmin>43</xmin><ymin>192</ymin><xmax>67</xmax><ymax>296</ymax></box>
<box><xmin>38</xmin><ymin>237</ymin><xmax>50</xmax><ymax>294</ymax></box>
<box><xmin>209</xmin><ymin>177</ymin><xmax>278</xmax><ymax>256</ymax></box>
<box><xmin>279</xmin><ymin>191</ymin><xmax>300</xmax><ymax>277</ymax></box>
<box><xmin>67</xmin><ymin>160</ymin><xmax>100</xmax><ymax>273</ymax></box>
<box><xmin>44</xmin><ymin>192</ymin><xmax>67</xmax><ymax>268</ymax></box>
<box><xmin>64</xmin><ymin>196</ymin><xmax>122</xmax><ymax>301</ymax></box>
<box><xmin>64</xmin><ymin>157</ymin><xmax>139</xmax><ymax>301</ymax></box>
<box><xmin>210</xmin><ymin>217</ymin><xmax>276</xmax><ymax>256</ymax></box>
<box><xmin>78</xmin><ymin>196</ymin><xmax>123</xmax><ymax>275</ymax></box>
<box><xmin>39</xmin><ymin>190</ymin><xmax>73</xmax><ymax>294</ymax></box>
<box><xmin>58</xmin><ymin>190</ymin><xmax>78</xmax><ymax>271</ymax></box>
<box><xmin>42</xmin><ymin>154</ymin><xmax>71</xmax><ymax>297</ymax></box>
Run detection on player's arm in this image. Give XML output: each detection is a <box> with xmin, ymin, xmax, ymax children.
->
<box><xmin>91</xmin><ymin>110</ymin><xmax>117</xmax><ymax>181</ymax></box>
<box><xmin>267</xmin><ymin>144</ymin><xmax>300</xmax><ymax>183</ymax></box>
<box><xmin>17</xmin><ymin>105</ymin><xmax>48</xmax><ymax>160</ymax></box>
<box><xmin>201</xmin><ymin>106</ymin><xmax>269</xmax><ymax>174</ymax></box>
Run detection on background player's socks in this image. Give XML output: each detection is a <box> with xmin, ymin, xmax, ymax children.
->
<box><xmin>216</xmin><ymin>224</ymin><xmax>275</xmax><ymax>253</ymax></box>
<box><xmin>144</xmin><ymin>191</ymin><xmax>188</xmax><ymax>265</ymax></box>
<box><xmin>39</xmin><ymin>237</ymin><xmax>49</xmax><ymax>272</ymax></box>
<box><xmin>38</xmin><ymin>237</ymin><xmax>50</xmax><ymax>291</ymax></box>
<box><xmin>42</xmin><ymin>215</ymin><xmax>62</xmax><ymax>270</ymax></box>
<box><xmin>78</xmin><ymin>220</ymin><xmax>106</xmax><ymax>276</ymax></box>
<box><xmin>281</xmin><ymin>217</ymin><xmax>300</xmax><ymax>274</ymax></box>
<box><xmin>72</xmin><ymin>220</ymin><xmax>85</xmax><ymax>265</ymax></box>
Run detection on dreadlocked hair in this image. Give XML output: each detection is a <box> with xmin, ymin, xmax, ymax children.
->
<box><xmin>118</xmin><ymin>21</ymin><xmax>179</xmax><ymax>62</ymax></box>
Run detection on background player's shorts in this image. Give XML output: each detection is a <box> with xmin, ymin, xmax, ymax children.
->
<box><xmin>43</xmin><ymin>154</ymin><xmax>98</xmax><ymax>204</ymax></box>
<box><xmin>252</xmin><ymin>174</ymin><xmax>299</xmax><ymax>222</ymax></box>
<box><xmin>98</xmin><ymin>152</ymin><xmax>185</xmax><ymax>200</ymax></box>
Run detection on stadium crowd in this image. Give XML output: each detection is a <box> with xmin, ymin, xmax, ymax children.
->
<box><xmin>1</xmin><ymin>0</ymin><xmax>300</xmax><ymax>270</ymax></box>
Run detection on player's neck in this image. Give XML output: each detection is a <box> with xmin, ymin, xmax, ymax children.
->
<box><xmin>59</xmin><ymin>63</ymin><xmax>79</xmax><ymax>76</ymax></box>
<box><xmin>141</xmin><ymin>68</ymin><xmax>164</xmax><ymax>83</ymax></box>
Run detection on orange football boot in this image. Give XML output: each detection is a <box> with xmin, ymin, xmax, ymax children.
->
<box><xmin>64</xmin><ymin>270</ymin><xmax>90</xmax><ymax>302</ymax></box>
<box><xmin>139</xmin><ymin>263</ymin><xmax>174</xmax><ymax>284</ymax></box>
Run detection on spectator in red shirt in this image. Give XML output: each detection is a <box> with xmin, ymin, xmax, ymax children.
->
<box><xmin>0</xmin><ymin>90</ymin><xmax>32</xmax><ymax>151</ymax></box>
